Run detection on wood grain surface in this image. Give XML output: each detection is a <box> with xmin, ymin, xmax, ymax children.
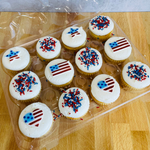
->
<box><xmin>0</xmin><ymin>12</ymin><xmax>150</xmax><ymax>150</ymax></box>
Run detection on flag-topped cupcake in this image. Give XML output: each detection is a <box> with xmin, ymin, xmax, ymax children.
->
<box><xmin>104</xmin><ymin>37</ymin><xmax>132</xmax><ymax>63</ymax></box>
<box><xmin>45</xmin><ymin>59</ymin><xmax>74</xmax><ymax>87</ymax></box>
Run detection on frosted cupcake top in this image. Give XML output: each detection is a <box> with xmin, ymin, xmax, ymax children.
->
<box><xmin>104</xmin><ymin>37</ymin><xmax>132</xmax><ymax>61</ymax></box>
<box><xmin>89</xmin><ymin>15</ymin><xmax>114</xmax><ymax>36</ymax></box>
<box><xmin>9</xmin><ymin>71</ymin><xmax>41</xmax><ymax>100</ymax></box>
<box><xmin>36</xmin><ymin>36</ymin><xmax>61</xmax><ymax>59</ymax></box>
<box><xmin>2</xmin><ymin>46</ymin><xmax>30</xmax><ymax>71</ymax></box>
<box><xmin>18</xmin><ymin>102</ymin><xmax>53</xmax><ymax>138</ymax></box>
<box><xmin>75</xmin><ymin>47</ymin><xmax>102</xmax><ymax>73</ymax></box>
<box><xmin>122</xmin><ymin>61</ymin><xmax>150</xmax><ymax>89</ymax></box>
<box><xmin>61</xmin><ymin>26</ymin><xmax>87</xmax><ymax>48</ymax></box>
<box><xmin>45</xmin><ymin>59</ymin><xmax>74</xmax><ymax>86</ymax></box>
<box><xmin>58</xmin><ymin>87</ymin><xmax>90</xmax><ymax>119</ymax></box>
<box><xmin>91</xmin><ymin>74</ymin><xmax>120</xmax><ymax>104</ymax></box>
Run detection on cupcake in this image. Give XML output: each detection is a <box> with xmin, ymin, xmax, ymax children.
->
<box><xmin>121</xmin><ymin>61</ymin><xmax>150</xmax><ymax>89</ymax></box>
<box><xmin>58</xmin><ymin>87</ymin><xmax>90</xmax><ymax>120</ymax></box>
<box><xmin>90</xmin><ymin>74</ymin><xmax>120</xmax><ymax>105</ymax></box>
<box><xmin>45</xmin><ymin>59</ymin><xmax>74</xmax><ymax>87</ymax></box>
<box><xmin>2</xmin><ymin>46</ymin><xmax>31</xmax><ymax>74</ymax></box>
<box><xmin>9</xmin><ymin>71</ymin><xmax>41</xmax><ymax>102</ymax></box>
<box><xmin>104</xmin><ymin>37</ymin><xmax>132</xmax><ymax>63</ymax></box>
<box><xmin>36</xmin><ymin>36</ymin><xmax>61</xmax><ymax>61</ymax></box>
<box><xmin>89</xmin><ymin>15</ymin><xmax>114</xmax><ymax>41</ymax></box>
<box><xmin>75</xmin><ymin>47</ymin><xmax>102</xmax><ymax>75</ymax></box>
<box><xmin>61</xmin><ymin>26</ymin><xmax>87</xmax><ymax>51</ymax></box>
<box><xmin>18</xmin><ymin>102</ymin><xmax>53</xmax><ymax>138</ymax></box>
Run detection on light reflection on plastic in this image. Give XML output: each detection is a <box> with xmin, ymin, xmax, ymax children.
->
<box><xmin>9</xmin><ymin>24</ymin><xmax>16</xmax><ymax>38</ymax></box>
<box><xmin>55</xmin><ymin>8</ymin><xmax>61</xmax><ymax>10</ymax></box>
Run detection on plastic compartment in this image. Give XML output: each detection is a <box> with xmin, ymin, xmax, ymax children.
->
<box><xmin>0</xmin><ymin>15</ymin><xmax>150</xmax><ymax>150</ymax></box>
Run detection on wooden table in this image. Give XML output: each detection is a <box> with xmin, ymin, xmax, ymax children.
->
<box><xmin>0</xmin><ymin>12</ymin><xmax>150</xmax><ymax>150</ymax></box>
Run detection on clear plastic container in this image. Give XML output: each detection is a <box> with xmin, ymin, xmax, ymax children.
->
<box><xmin>0</xmin><ymin>5</ymin><xmax>150</xmax><ymax>150</ymax></box>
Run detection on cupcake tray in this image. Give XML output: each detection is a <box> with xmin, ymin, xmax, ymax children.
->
<box><xmin>0</xmin><ymin>16</ymin><xmax>150</xmax><ymax>150</ymax></box>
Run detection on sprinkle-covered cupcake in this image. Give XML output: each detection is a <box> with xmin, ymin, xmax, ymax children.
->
<box><xmin>9</xmin><ymin>71</ymin><xmax>41</xmax><ymax>102</ymax></box>
<box><xmin>89</xmin><ymin>15</ymin><xmax>114</xmax><ymax>41</ymax></box>
<box><xmin>45</xmin><ymin>59</ymin><xmax>74</xmax><ymax>87</ymax></box>
<box><xmin>58</xmin><ymin>87</ymin><xmax>90</xmax><ymax>120</ymax></box>
<box><xmin>90</xmin><ymin>74</ymin><xmax>120</xmax><ymax>105</ymax></box>
<box><xmin>75</xmin><ymin>47</ymin><xmax>102</xmax><ymax>75</ymax></box>
<box><xmin>18</xmin><ymin>102</ymin><xmax>53</xmax><ymax>138</ymax></box>
<box><xmin>2</xmin><ymin>46</ymin><xmax>31</xmax><ymax>74</ymax></box>
<box><xmin>121</xmin><ymin>61</ymin><xmax>150</xmax><ymax>89</ymax></box>
<box><xmin>104</xmin><ymin>37</ymin><xmax>132</xmax><ymax>63</ymax></box>
<box><xmin>36</xmin><ymin>36</ymin><xmax>61</xmax><ymax>61</ymax></box>
<box><xmin>61</xmin><ymin>26</ymin><xmax>87</xmax><ymax>51</ymax></box>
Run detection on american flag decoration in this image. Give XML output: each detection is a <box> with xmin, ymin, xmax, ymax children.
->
<box><xmin>23</xmin><ymin>108</ymin><xmax>43</xmax><ymax>127</ymax></box>
<box><xmin>97</xmin><ymin>78</ymin><xmax>115</xmax><ymax>92</ymax></box>
<box><xmin>5</xmin><ymin>50</ymin><xmax>20</xmax><ymax>62</ymax></box>
<box><xmin>109</xmin><ymin>38</ymin><xmax>130</xmax><ymax>52</ymax></box>
<box><xmin>49</xmin><ymin>61</ymin><xmax>71</xmax><ymax>77</ymax></box>
<box><xmin>67</xmin><ymin>27</ymin><xmax>81</xmax><ymax>38</ymax></box>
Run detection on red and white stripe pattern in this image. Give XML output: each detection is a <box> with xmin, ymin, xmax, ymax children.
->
<box><xmin>29</xmin><ymin>109</ymin><xmax>43</xmax><ymax>127</ymax></box>
<box><xmin>103</xmin><ymin>78</ymin><xmax>115</xmax><ymax>92</ymax></box>
<box><xmin>109</xmin><ymin>38</ymin><xmax>130</xmax><ymax>52</ymax></box>
<box><xmin>10</xmin><ymin>55</ymin><xmax>20</xmax><ymax>61</ymax></box>
<box><xmin>50</xmin><ymin>61</ymin><xmax>71</xmax><ymax>77</ymax></box>
<box><xmin>71</xmin><ymin>31</ymin><xmax>80</xmax><ymax>37</ymax></box>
